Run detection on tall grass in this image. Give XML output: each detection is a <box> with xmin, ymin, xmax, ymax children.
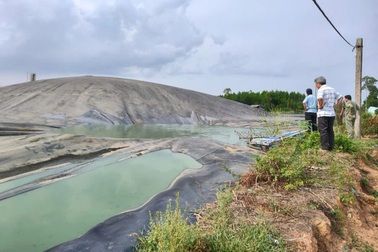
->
<box><xmin>135</xmin><ymin>190</ymin><xmax>287</xmax><ymax>252</ymax></box>
<box><xmin>253</xmin><ymin>131</ymin><xmax>372</xmax><ymax>190</ymax></box>
<box><xmin>136</xmin><ymin>195</ymin><xmax>201</xmax><ymax>252</ymax></box>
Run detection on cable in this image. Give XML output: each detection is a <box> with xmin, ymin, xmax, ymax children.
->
<box><xmin>312</xmin><ymin>0</ymin><xmax>355</xmax><ymax>50</ymax></box>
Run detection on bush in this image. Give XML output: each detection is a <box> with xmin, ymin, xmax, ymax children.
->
<box><xmin>254</xmin><ymin>132</ymin><xmax>319</xmax><ymax>190</ymax></box>
<box><xmin>136</xmin><ymin>190</ymin><xmax>287</xmax><ymax>252</ymax></box>
<box><xmin>199</xmin><ymin>187</ymin><xmax>287</xmax><ymax>252</ymax></box>
<box><xmin>334</xmin><ymin>134</ymin><xmax>359</xmax><ymax>153</ymax></box>
<box><xmin>361</xmin><ymin>111</ymin><xmax>378</xmax><ymax>136</ymax></box>
<box><xmin>136</xmin><ymin>196</ymin><xmax>202</xmax><ymax>252</ymax></box>
<box><xmin>253</xmin><ymin>131</ymin><xmax>369</xmax><ymax>190</ymax></box>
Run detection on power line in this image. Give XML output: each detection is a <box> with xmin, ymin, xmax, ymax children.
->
<box><xmin>312</xmin><ymin>0</ymin><xmax>355</xmax><ymax>50</ymax></box>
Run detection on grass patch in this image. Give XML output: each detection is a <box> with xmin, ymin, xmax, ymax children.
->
<box><xmin>136</xmin><ymin>195</ymin><xmax>202</xmax><ymax>252</ymax></box>
<box><xmin>250</xmin><ymin>131</ymin><xmax>371</xmax><ymax>191</ymax></box>
<box><xmin>135</xmin><ymin>189</ymin><xmax>287</xmax><ymax>252</ymax></box>
<box><xmin>328</xmin><ymin>208</ymin><xmax>346</xmax><ymax>236</ymax></box>
<box><xmin>200</xmin><ymin>188</ymin><xmax>287</xmax><ymax>251</ymax></box>
<box><xmin>334</xmin><ymin>133</ymin><xmax>364</xmax><ymax>154</ymax></box>
<box><xmin>252</xmin><ymin>132</ymin><xmax>320</xmax><ymax>190</ymax></box>
<box><xmin>360</xmin><ymin>177</ymin><xmax>378</xmax><ymax>198</ymax></box>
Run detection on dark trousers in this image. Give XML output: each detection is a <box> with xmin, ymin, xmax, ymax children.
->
<box><xmin>318</xmin><ymin>116</ymin><xmax>335</xmax><ymax>151</ymax></box>
<box><xmin>305</xmin><ymin>112</ymin><xmax>317</xmax><ymax>132</ymax></box>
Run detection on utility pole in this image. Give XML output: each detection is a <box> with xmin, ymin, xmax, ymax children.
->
<box><xmin>355</xmin><ymin>38</ymin><xmax>363</xmax><ymax>139</ymax></box>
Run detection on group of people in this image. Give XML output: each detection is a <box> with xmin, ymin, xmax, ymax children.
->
<box><xmin>302</xmin><ymin>76</ymin><xmax>358</xmax><ymax>152</ymax></box>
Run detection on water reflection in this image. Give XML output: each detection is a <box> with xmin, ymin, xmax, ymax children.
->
<box><xmin>54</xmin><ymin>124</ymin><xmax>249</xmax><ymax>145</ymax></box>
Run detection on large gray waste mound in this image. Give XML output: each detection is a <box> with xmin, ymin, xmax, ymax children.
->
<box><xmin>0</xmin><ymin>76</ymin><xmax>262</xmax><ymax>125</ymax></box>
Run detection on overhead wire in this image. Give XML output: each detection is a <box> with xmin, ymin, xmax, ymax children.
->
<box><xmin>312</xmin><ymin>0</ymin><xmax>355</xmax><ymax>50</ymax></box>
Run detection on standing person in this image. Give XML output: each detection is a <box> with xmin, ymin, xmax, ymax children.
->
<box><xmin>303</xmin><ymin>88</ymin><xmax>317</xmax><ymax>131</ymax></box>
<box><xmin>335</xmin><ymin>100</ymin><xmax>344</xmax><ymax>126</ymax></box>
<box><xmin>315</xmin><ymin>76</ymin><xmax>342</xmax><ymax>151</ymax></box>
<box><xmin>340</xmin><ymin>95</ymin><xmax>358</xmax><ymax>138</ymax></box>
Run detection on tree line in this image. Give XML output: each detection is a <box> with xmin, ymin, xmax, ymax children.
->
<box><xmin>220</xmin><ymin>76</ymin><xmax>378</xmax><ymax>113</ymax></box>
<box><xmin>220</xmin><ymin>89</ymin><xmax>305</xmax><ymax>112</ymax></box>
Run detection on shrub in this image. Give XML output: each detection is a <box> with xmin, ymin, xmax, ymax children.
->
<box><xmin>136</xmin><ymin>195</ymin><xmax>202</xmax><ymax>252</ymax></box>
<box><xmin>254</xmin><ymin>132</ymin><xmax>319</xmax><ymax>190</ymax></box>
<box><xmin>334</xmin><ymin>133</ymin><xmax>359</xmax><ymax>153</ymax></box>
<box><xmin>136</xmin><ymin>189</ymin><xmax>288</xmax><ymax>252</ymax></box>
<box><xmin>253</xmin><ymin>131</ymin><xmax>369</xmax><ymax>190</ymax></box>
<box><xmin>361</xmin><ymin>111</ymin><xmax>378</xmax><ymax>136</ymax></box>
<box><xmin>200</xmin><ymin>187</ymin><xmax>287</xmax><ymax>252</ymax></box>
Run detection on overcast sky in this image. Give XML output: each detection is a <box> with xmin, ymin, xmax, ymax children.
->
<box><xmin>0</xmin><ymin>0</ymin><xmax>377</xmax><ymax>97</ymax></box>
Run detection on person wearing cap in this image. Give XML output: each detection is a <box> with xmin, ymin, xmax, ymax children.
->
<box><xmin>303</xmin><ymin>88</ymin><xmax>317</xmax><ymax>131</ymax></box>
<box><xmin>340</xmin><ymin>95</ymin><xmax>358</xmax><ymax>138</ymax></box>
<box><xmin>315</xmin><ymin>76</ymin><xmax>342</xmax><ymax>151</ymax></box>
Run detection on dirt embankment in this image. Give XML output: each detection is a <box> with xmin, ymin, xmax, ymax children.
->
<box><xmin>198</xmin><ymin>148</ymin><xmax>378</xmax><ymax>251</ymax></box>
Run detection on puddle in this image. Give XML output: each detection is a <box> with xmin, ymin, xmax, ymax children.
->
<box><xmin>0</xmin><ymin>150</ymin><xmax>202</xmax><ymax>252</ymax></box>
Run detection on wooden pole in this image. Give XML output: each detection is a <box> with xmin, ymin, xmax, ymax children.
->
<box><xmin>355</xmin><ymin>38</ymin><xmax>363</xmax><ymax>139</ymax></box>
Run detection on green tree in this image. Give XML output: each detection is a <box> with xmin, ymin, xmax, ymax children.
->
<box><xmin>362</xmin><ymin>76</ymin><xmax>378</xmax><ymax>109</ymax></box>
<box><xmin>223</xmin><ymin>88</ymin><xmax>232</xmax><ymax>96</ymax></box>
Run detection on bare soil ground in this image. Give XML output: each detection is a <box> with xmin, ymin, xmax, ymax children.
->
<box><xmin>197</xmin><ymin>147</ymin><xmax>378</xmax><ymax>251</ymax></box>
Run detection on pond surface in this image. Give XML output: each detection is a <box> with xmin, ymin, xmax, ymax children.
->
<box><xmin>0</xmin><ymin>150</ymin><xmax>201</xmax><ymax>252</ymax></box>
<box><xmin>53</xmin><ymin>124</ymin><xmax>250</xmax><ymax>145</ymax></box>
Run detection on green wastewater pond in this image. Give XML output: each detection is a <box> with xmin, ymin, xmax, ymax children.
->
<box><xmin>0</xmin><ymin>150</ymin><xmax>202</xmax><ymax>252</ymax></box>
<box><xmin>53</xmin><ymin>124</ymin><xmax>250</xmax><ymax>145</ymax></box>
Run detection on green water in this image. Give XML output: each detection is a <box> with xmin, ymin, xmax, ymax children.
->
<box><xmin>0</xmin><ymin>150</ymin><xmax>202</xmax><ymax>252</ymax></box>
<box><xmin>54</xmin><ymin>124</ymin><xmax>249</xmax><ymax>145</ymax></box>
<box><xmin>0</xmin><ymin>164</ymin><xmax>78</xmax><ymax>194</ymax></box>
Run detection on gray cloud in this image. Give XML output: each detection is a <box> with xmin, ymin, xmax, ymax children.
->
<box><xmin>0</xmin><ymin>0</ymin><xmax>204</xmax><ymax>74</ymax></box>
<box><xmin>0</xmin><ymin>0</ymin><xmax>377</xmax><ymax>97</ymax></box>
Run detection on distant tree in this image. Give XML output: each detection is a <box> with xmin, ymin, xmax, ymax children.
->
<box><xmin>223</xmin><ymin>88</ymin><xmax>232</xmax><ymax>96</ymax></box>
<box><xmin>362</xmin><ymin>76</ymin><xmax>378</xmax><ymax>109</ymax></box>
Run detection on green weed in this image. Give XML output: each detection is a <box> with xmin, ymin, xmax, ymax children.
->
<box><xmin>221</xmin><ymin>164</ymin><xmax>240</xmax><ymax>178</ymax></box>
<box><xmin>360</xmin><ymin>177</ymin><xmax>378</xmax><ymax>198</ymax></box>
<box><xmin>254</xmin><ymin>132</ymin><xmax>319</xmax><ymax>190</ymax></box>
<box><xmin>327</xmin><ymin>160</ymin><xmax>353</xmax><ymax>192</ymax></box>
<box><xmin>253</xmin><ymin>131</ymin><xmax>372</xmax><ymax>191</ymax></box>
<box><xmin>201</xmin><ymin>187</ymin><xmax>287</xmax><ymax>252</ymax></box>
<box><xmin>334</xmin><ymin>134</ymin><xmax>359</xmax><ymax>153</ymax></box>
<box><xmin>135</xmin><ymin>189</ymin><xmax>288</xmax><ymax>252</ymax></box>
<box><xmin>347</xmin><ymin>234</ymin><xmax>376</xmax><ymax>252</ymax></box>
<box><xmin>136</xmin><ymin>194</ymin><xmax>201</xmax><ymax>252</ymax></box>
<box><xmin>328</xmin><ymin>208</ymin><xmax>345</xmax><ymax>236</ymax></box>
<box><xmin>361</xmin><ymin>111</ymin><xmax>378</xmax><ymax>136</ymax></box>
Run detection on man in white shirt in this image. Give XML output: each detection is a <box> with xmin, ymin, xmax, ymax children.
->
<box><xmin>315</xmin><ymin>76</ymin><xmax>342</xmax><ymax>151</ymax></box>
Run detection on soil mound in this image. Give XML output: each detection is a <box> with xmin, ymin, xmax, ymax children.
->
<box><xmin>0</xmin><ymin>76</ymin><xmax>263</xmax><ymax>126</ymax></box>
<box><xmin>203</xmin><ymin>148</ymin><xmax>378</xmax><ymax>251</ymax></box>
